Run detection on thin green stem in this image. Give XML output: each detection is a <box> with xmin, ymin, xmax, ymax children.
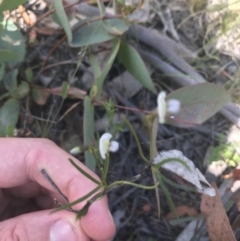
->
<box><xmin>102</xmin><ymin>154</ymin><xmax>110</xmax><ymax>185</ymax></box>
<box><xmin>108</xmin><ymin>180</ymin><xmax>159</xmax><ymax>190</ymax></box>
<box><xmin>151</xmin><ymin>166</ymin><xmax>161</xmax><ymax>219</ymax></box>
<box><xmin>123</xmin><ymin>116</ymin><xmax>149</xmax><ymax>163</ymax></box>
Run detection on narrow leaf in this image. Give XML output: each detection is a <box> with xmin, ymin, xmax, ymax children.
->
<box><xmin>118</xmin><ymin>40</ymin><xmax>156</xmax><ymax>94</ymax></box>
<box><xmin>0</xmin><ymin>98</ymin><xmax>20</xmax><ymax>136</ymax></box>
<box><xmin>84</xmin><ymin>96</ymin><xmax>96</xmax><ymax>171</ymax></box>
<box><xmin>90</xmin><ymin>38</ymin><xmax>120</xmax><ymax>98</ymax></box>
<box><xmin>52</xmin><ymin>186</ymin><xmax>101</xmax><ymax>212</ymax></box>
<box><xmin>96</xmin><ymin>0</ymin><xmax>106</xmax><ymax>16</ymax></box>
<box><xmin>89</xmin><ymin>53</ymin><xmax>101</xmax><ymax>80</ymax></box>
<box><xmin>165</xmin><ymin>83</ymin><xmax>231</xmax><ymax>128</ymax></box>
<box><xmin>71</xmin><ymin>19</ymin><xmax>128</xmax><ymax>47</ymax></box>
<box><xmin>0</xmin><ymin>63</ymin><xmax>5</xmax><ymax>81</ymax></box>
<box><xmin>154</xmin><ymin>169</ymin><xmax>178</xmax><ymax>218</ymax></box>
<box><xmin>61</xmin><ymin>81</ymin><xmax>69</xmax><ymax>99</ymax></box>
<box><xmin>68</xmin><ymin>158</ymin><xmax>100</xmax><ymax>185</ymax></box>
<box><xmin>53</xmin><ymin>0</ymin><xmax>72</xmax><ymax>42</ymax></box>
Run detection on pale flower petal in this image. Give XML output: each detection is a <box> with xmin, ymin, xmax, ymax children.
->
<box><xmin>109</xmin><ymin>141</ymin><xmax>119</xmax><ymax>153</ymax></box>
<box><xmin>167</xmin><ymin>99</ymin><xmax>181</xmax><ymax>114</ymax></box>
<box><xmin>99</xmin><ymin>133</ymin><xmax>112</xmax><ymax>159</ymax></box>
<box><xmin>70</xmin><ymin>146</ymin><xmax>81</xmax><ymax>155</ymax></box>
<box><xmin>157</xmin><ymin>91</ymin><xmax>166</xmax><ymax>124</ymax></box>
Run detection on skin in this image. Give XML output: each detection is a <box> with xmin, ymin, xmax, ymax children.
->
<box><xmin>0</xmin><ymin>138</ymin><xmax>116</xmax><ymax>241</ymax></box>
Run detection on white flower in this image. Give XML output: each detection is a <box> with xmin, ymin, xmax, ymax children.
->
<box><xmin>99</xmin><ymin>133</ymin><xmax>119</xmax><ymax>159</ymax></box>
<box><xmin>157</xmin><ymin>91</ymin><xmax>181</xmax><ymax>124</ymax></box>
<box><xmin>167</xmin><ymin>99</ymin><xmax>181</xmax><ymax>114</ymax></box>
<box><xmin>157</xmin><ymin>91</ymin><xmax>166</xmax><ymax>124</ymax></box>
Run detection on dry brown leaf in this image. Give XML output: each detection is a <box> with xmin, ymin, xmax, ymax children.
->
<box><xmin>200</xmin><ymin>183</ymin><xmax>236</xmax><ymax>241</ymax></box>
<box><xmin>32</xmin><ymin>87</ymin><xmax>50</xmax><ymax>106</ymax></box>
<box><xmin>166</xmin><ymin>205</ymin><xmax>199</xmax><ymax>220</ymax></box>
<box><xmin>47</xmin><ymin>86</ymin><xmax>87</xmax><ymax>99</ymax></box>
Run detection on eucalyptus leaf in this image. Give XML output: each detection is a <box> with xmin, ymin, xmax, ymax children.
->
<box><xmin>84</xmin><ymin>96</ymin><xmax>96</xmax><ymax>171</ymax></box>
<box><xmin>165</xmin><ymin>83</ymin><xmax>231</xmax><ymax>127</ymax></box>
<box><xmin>71</xmin><ymin>19</ymin><xmax>128</xmax><ymax>47</ymax></box>
<box><xmin>53</xmin><ymin>0</ymin><xmax>72</xmax><ymax>43</ymax></box>
<box><xmin>118</xmin><ymin>40</ymin><xmax>156</xmax><ymax>94</ymax></box>
<box><xmin>0</xmin><ymin>0</ymin><xmax>28</xmax><ymax>11</ymax></box>
<box><xmin>0</xmin><ymin>98</ymin><xmax>20</xmax><ymax>136</ymax></box>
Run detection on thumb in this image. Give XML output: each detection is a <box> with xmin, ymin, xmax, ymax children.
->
<box><xmin>0</xmin><ymin>210</ymin><xmax>89</xmax><ymax>241</ymax></box>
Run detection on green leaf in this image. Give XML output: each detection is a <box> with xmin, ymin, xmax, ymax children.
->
<box><xmin>4</xmin><ymin>69</ymin><xmax>18</xmax><ymax>93</ymax></box>
<box><xmin>90</xmin><ymin>38</ymin><xmax>120</xmax><ymax>98</ymax></box>
<box><xmin>96</xmin><ymin>0</ymin><xmax>106</xmax><ymax>16</ymax></box>
<box><xmin>25</xmin><ymin>67</ymin><xmax>33</xmax><ymax>83</ymax></box>
<box><xmin>0</xmin><ymin>0</ymin><xmax>28</xmax><ymax>11</ymax></box>
<box><xmin>12</xmin><ymin>81</ymin><xmax>30</xmax><ymax>99</ymax></box>
<box><xmin>71</xmin><ymin>19</ymin><xmax>128</xmax><ymax>47</ymax></box>
<box><xmin>0</xmin><ymin>19</ymin><xmax>25</xmax><ymax>64</ymax></box>
<box><xmin>89</xmin><ymin>53</ymin><xmax>101</xmax><ymax>80</ymax></box>
<box><xmin>68</xmin><ymin>158</ymin><xmax>100</xmax><ymax>185</ymax></box>
<box><xmin>118</xmin><ymin>40</ymin><xmax>156</xmax><ymax>94</ymax></box>
<box><xmin>0</xmin><ymin>49</ymin><xmax>19</xmax><ymax>63</ymax></box>
<box><xmin>0</xmin><ymin>63</ymin><xmax>5</xmax><ymax>81</ymax></box>
<box><xmin>84</xmin><ymin>96</ymin><xmax>96</xmax><ymax>171</ymax></box>
<box><xmin>6</xmin><ymin>125</ymin><xmax>14</xmax><ymax>137</ymax></box>
<box><xmin>0</xmin><ymin>98</ymin><xmax>20</xmax><ymax>136</ymax></box>
<box><xmin>165</xmin><ymin>83</ymin><xmax>231</xmax><ymax>127</ymax></box>
<box><xmin>52</xmin><ymin>186</ymin><xmax>101</xmax><ymax>213</ymax></box>
<box><xmin>154</xmin><ymin>169</ymin><xmax>178</xmax><ymax>218</ymax></box>
<box><xmin>103</xmin><ymin>20</ymin><xmax>127</xmax><ymax>35</ymax></box>
<box><xmin>53</xmin><ymin>0</ymin><xmax>72</xmax><ymax>43</ymax></box>
<box><xmin>61</xmin><ymin>81</ymin><xmax>69</xmax><ymax>99</ymax></box>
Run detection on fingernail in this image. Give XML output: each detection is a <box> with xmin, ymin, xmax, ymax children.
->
<box><xmin>50</xmin><ymin>219</ymin><xmax>77</xmax><ymax>241</ymax></box>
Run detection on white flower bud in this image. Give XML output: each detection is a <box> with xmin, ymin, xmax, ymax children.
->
<box><xmin>70</xmin><ymin>146</ymin><xmax>82</xmax><ymax>155</ymax></box>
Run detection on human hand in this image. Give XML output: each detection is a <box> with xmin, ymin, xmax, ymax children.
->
<box><xmin>0</xmin><ymin>138</ymin><xmax>115</xmax><ymax>241</ymax></box>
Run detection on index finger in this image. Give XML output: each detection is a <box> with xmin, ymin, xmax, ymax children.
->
<box><xmin>0</xmin><ymin>138</ymin><xmax>115</xmax><ymax>240</ymax></box>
